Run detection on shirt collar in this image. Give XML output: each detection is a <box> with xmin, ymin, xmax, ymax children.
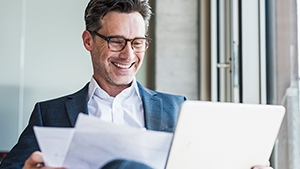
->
<box><xmin>88</xmin><ymin>77</ymin><xmax>141</xmax><ymax>102</ymax></box>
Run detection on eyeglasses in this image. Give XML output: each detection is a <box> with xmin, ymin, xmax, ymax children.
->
<box><xmin>91</xmin><ymin>31</ymin><xmax>152</xmax><ymax>53</ymax></box>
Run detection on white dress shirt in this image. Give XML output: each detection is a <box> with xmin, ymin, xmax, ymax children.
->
<box><xmin>87</xmin><ymin>77</ymin><xmax>145</xmax><ymax>128</ymax></box>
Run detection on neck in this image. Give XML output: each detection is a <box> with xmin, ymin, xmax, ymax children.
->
<box><xmin>93</xmin><ymin>77</ymin><xmax>132</xmax><ymax>97</ymax></box>
<box><xmin>104</xmin><ymin>84</ymin><xmax>131</xmax><ymax>97</ymax></box>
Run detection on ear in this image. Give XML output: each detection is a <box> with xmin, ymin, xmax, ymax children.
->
<box><xmin>82</xmin><ymin>30</ymin><xmax>94</xmax><ymax>51</ymax></box>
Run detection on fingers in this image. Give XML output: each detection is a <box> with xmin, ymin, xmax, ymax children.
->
<box><xmin>23</xmin><ymin>151</ymin><xmax>66</xmax><ymax>169</ymax></box>
<box><xmin>251</xmin><ymin>161</ymin><xmax>272</xmax><ymax>169</ymax></box>
<box><xmin>251</xmin><ymin>166</ymin><xmax>273</xmax><ymax>169</ymax></box>
<box><xmin>23</xmin><ymin>151</ymin><xmax>44</xmax><ymax>169</ymax></box>
<box><xmin>266</xmin><ymin>161</ymin><xmax>270</xmax><ymax>167</ymax></box>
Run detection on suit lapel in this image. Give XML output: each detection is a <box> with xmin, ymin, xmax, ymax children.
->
<box><xmin>65</xmin><ymin>84</ymin><xmax>89</xmax><ymax>126</ymax></box>
<box><xmin>138</xmin><ymin>83</ymin><xmax>163</xmax><ymax>131</ymax></box>
<box><xmin>64</xmin><ymin>82</ymin><xmax>165</xmax><ymax>130</ymax></box>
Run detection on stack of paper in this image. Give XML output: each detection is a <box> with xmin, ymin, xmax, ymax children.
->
<box><xmin>34</xmin><ymin>113</ymin><xmax>173</xmax><ymax>169</ymax></box>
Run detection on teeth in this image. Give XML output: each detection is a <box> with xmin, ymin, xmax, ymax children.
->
<box><xmin>114</xmin><ymin>63</ymin><xmax>131</xmax><ymax>69</ymax></box>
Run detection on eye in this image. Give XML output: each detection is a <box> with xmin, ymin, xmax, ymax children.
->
<box><xmin>110</xmin><ymin>38</ymin><xmax>125</xmax><ymax>45</ymax></box>
<box><xmin>133</xmin><ymin>39</ymin><xmax>145</xmax><ymax>46</ymax></box>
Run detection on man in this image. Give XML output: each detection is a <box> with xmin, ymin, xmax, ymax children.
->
<box><xmin>0</xmin><ymin>0</ymin><xmax>273</xmax><ymax>169</ymax></box>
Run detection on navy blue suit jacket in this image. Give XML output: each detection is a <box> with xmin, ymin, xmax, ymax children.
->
<box><xmin>0</xmin><ymin>82</ymin><xmax>186</xmax><ymax>168</ymax></box>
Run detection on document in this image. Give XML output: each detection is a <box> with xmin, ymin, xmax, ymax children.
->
<box><xmin>33</xmin><ymin>127</ymin><xmax>74</xmax><ymax>167</ymax></box>
<box><xmin>34</xmin><ymin>113</ymin><xmax>173</xmax><ymax>169</ymax></box>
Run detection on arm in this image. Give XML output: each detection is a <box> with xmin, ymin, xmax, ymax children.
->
<box><xmin>1</xmin><ymin>96</ymin><xmax>76</xmax><ymax>169</ymax></box>
<box><xmin>0</xmin><ymin>104</ymin><xmax>43</xmax><ymax>168</ymax></box>
<box><xmin>23</xmin><ymin>151</ymin><xmax>65</xmax><ymax>169</ymax></box>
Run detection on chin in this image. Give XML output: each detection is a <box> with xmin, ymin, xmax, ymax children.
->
<box><xmin>113</xmin><ymin>79</ymin><xmax>133</xmax><ymax>86</ymax></box>
<box><xmin>110</xmin><ymin>74</ymin><xmax>134</xmax><ymax>85</ymax></box>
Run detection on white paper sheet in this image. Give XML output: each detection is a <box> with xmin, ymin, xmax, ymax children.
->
<box><xmin>33</xmin><ymin>126</ymin><xmax>74</xmax><ymax>167</ymax></box>
<box><xmin>34</xmin><ymin>113</ymin><xmax>173</xmax><ymax>169</ymax></box>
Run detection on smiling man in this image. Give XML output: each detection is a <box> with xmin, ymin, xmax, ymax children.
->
<box><xmin>0</xmin><ymin>0</ymin><xmax>273</xmax><ymax>169</ymax></box>
<box><xmin>84</xmin><ymin>11</ymin><xmax>148</xmax><ymax>97</ymax></box>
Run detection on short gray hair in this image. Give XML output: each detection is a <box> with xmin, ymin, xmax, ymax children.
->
<box><xmin>84</xmin><ymin>0</ymin><xmax>152</xmax><ymax>33</ymax></box>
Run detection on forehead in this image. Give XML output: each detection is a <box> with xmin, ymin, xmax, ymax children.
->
<box><xmin>99</xmin><ymin>11</ymin><xmax>146</xmax><ymax>38</ymax></box>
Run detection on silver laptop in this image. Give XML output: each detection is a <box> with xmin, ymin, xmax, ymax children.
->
<box><xmin>165</xmin><ymin>101</ymin><xmax>285</xmax><ymax>169</ymax></box>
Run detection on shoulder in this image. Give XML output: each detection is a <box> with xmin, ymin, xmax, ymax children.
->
<box><xmin>31</xmin><ymin>83</ymin><xmax>89</xmax><ymax>120</ymax></box>
<box><xmin>37</xmin><ymin>83</ymin><xmax>89</xmax><ymax>105</ymax></box>
<box><xmin>137</xmin><ymin>82</ymin><xmax>187</xmax><ymax>113</ymax></box>
<box><xmin>137</xmin><ymin>82</ymin><xmax>187</xmax><ymax>102</ymax></box>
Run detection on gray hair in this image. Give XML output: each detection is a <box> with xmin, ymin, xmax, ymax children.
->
<box><xmin>85</xmin><ymin>0</ymin><xmax>152</xmax><ymax>33</ymax></box>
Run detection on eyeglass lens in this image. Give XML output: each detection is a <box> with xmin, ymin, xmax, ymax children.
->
<box><xmin>108</xmin><ymin>37</ymin><xmax>149</xmax><ymax>52</ymax></box>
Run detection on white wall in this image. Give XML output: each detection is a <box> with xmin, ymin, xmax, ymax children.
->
<box><xmin>0</xmin><ymin>0</ymin><xmax>92</xmax><ymax>151</ymax></box>
<box><xmin>154</xmin><ymin>0</ymin><xmax>199</xmax><ymax>99</ymax></box>
<box><xmin>0</xmin><ymin>0</ymin><xmax>23</xmax><ymax>152</ymax></box>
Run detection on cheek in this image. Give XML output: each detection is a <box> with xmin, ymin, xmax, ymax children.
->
<box><xmin>92</xmin><ymin>43</ymin><xmax>110</xmax><ymax>61</ymax></box>
<box><xmin>137</xmin><ymin>53</ymin><xmax>145</xmax><ymax>65</ymax></box>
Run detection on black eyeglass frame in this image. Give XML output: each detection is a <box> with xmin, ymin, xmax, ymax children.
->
<box><xmin>90</xmin><ymin>31</ymin><xmax>152</xmax><ymax>53</ymax></box>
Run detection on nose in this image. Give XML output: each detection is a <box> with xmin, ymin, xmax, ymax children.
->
<box><xmin>119</xmin><ymin>41</ymin><xmax>135</xmax><ymax>60</ymax></box>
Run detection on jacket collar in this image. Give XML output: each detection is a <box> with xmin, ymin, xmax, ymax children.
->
<box><xmin>137</xmin><ymin>82</ymin><xmax>163</xmax><ymax>131</ymax></box>
<box><xmin>65</xmin><ymin>83</ymin><xmax>89</xmax><ymax>126</ymax></box>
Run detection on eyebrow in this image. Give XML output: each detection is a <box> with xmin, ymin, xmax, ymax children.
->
<box><xmin>106</xmin><ymin>35</ymin><xmax>147</xmax><ymax>39</ymax></box>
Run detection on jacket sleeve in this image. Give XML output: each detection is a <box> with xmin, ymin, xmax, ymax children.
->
<box><xmin>0</xmin><ymin>103</ymin><xmax>43</xmax><ymax>169</ymax></box>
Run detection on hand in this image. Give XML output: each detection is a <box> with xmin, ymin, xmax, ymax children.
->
<box><xmin>22</xmin><ymin>151</ymin><xmax>65</xmax><ymax>169</ymax></box>
<box><xmin>252</xmin><ymin>167</ymin><xmax>273</xmax><ymax>169</ymax></box>
<box><xmin>251</xmin><ymin>162</ymin><xmax>273</xmax><ymax>169</ymax></box>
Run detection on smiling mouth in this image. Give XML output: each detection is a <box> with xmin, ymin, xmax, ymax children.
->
<box><xmin>113</xmin><ymin>62</ymin><xmax>134</xmax><ymax>69</ymax></box>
